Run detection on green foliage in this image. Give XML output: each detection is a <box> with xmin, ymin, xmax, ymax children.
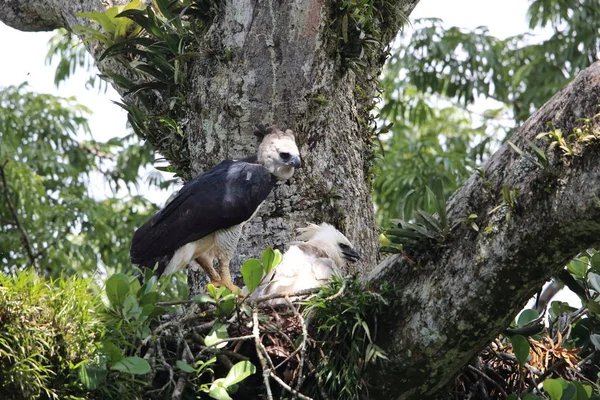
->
<box><xmin>202</xmin><ymin>360</ymin><xmax>256</xmax><ymax>400</ymax></box>
<box><xmin>0</xmin><ymin>270</ymin><xmax>103</xmax><ymax>399</ymax></box>
<box><xmin>306</xmin><ymin>276</ymin><xmax>389</xmax><ymax>399</ymax></box>
<box><xmin>46</xmin><ymin>29</ymin><xmax>105</xmax><ymax>90</ymax></box>
<box><xmin>373</xmin><ymin>85</ymin><xmax>491</xmax><ymax>222</ymax></box>
<box><xmin>76</xmin><ymin>0</ymin><xmax>219</xmax><ymax>178</ymax></box>
<box><xmin>381</xmin><ymin>179</ymin><xmax>449</xmax><ymax>254</ymax></box>
<box><xmin>75</xmin><ymin>1</ymin><xmax>144</xmax><ymax>47</ymax></box>
<box><xmin>375</xmin><ymin>1</ymin><xmax>600</xmax><ymax>224</ymax></box>
<box><xmin>0</xmin><ymin>84</ymin><xmax>157</xmax><ymax>276</ymax></box>
<box><xmin>333</xmin><ymin>0</ymin><xmax>406</xmax><ymax>72</ymax></box>
<box><xmin>241</xmin><ymin>246</ymin><xmax>282</xmax><ymax>295</ymax></box>
<box><xmin>543</xmin><ymin>378</ymin><xmax>594</xmax><ymax>400</ymax></box>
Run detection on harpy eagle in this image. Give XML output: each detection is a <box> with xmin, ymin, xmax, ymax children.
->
<box><xmin>130</xmin><ymin>126</ymin><xmax>301</xmax><ymax>292</ymax></box>
<box><xmin>249</xmin><ymin>222</ymin><xmax>360</xmax><ymax>302</ymax></box>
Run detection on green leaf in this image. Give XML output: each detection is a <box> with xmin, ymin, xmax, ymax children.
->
<box><xmin>176</xmin><ymin>360</ymin><xmax>196</xmax><ymax>374</ymax></box>
<box><xmin>209</xmin><ymin>381</ymin><xmax>232</xmax><ymax>400</ymax></box>
<box><xmin>111</xmin><ymin>356</ymin><xmax>151</xmax><ymax>375</ymax></box>
<box><xmin>543</xmin><ymin>379</ymin><xmax>564</xmax><ymax>400</ymax></box>
<box><xmin>517</xmin><ymin>309</ymin><xmax>539</xmax><ymax>327</ymax></box>
<box><xmin>78</xmin><ymin>363</ymin><xmax>107</xmax><ymax>390</ymax></box>
<box><xmin>261</xmin><ymin>247</ymin><xmax>282</xmax><ymax>275</ymax></box>
<box><xmin>216</xmin><ymin>294</ymin><xmax>236</xmax><ymax>317</ymax></box>
<box><xmin>204</xmin><ymin>323</ymin><xmax>229</xmax><ymax>349</ymax></box>
<box><xmin>572</xmin><ymin>381</ymin><xmax>591</xmax><ymax>400</ymax></box>
<box><xmin>194</xmin><ymin>293</ymin><xmax>217</xmax><ymax>305</ymax></box>
<box><xmin>509</xmin><ymin>334</ymin><xmax>530</xmax><ymax>366</ymax></box>
<box><xmin>207</xmin><ymin>284</ymin><xmax>218</xmax><ymax>299</ymax></box>
<box><xmin>590</xmin><ymin>253</ymin><xmax>600</xmax><ymax>273</ymax></box>
<box><xmin>105</xmin><ymin>274</ymin><xmax>131</xmax><ymax>308</ymax></box>
<box><xmin>241</xmin><ymin>258</ymin><xmax>263</xmax><ymax>294</ymax></box>
<box><xmin>140</xmin><ymin>291</ymin><xmax>159</xmax><ymax>306</ymax></box>
<box><xmin>587</xmin><ymin>300</ymin><xmax>600</xmax><ymax>316</ymax></box>
<box><xmin>222</xmin><ymin>361</ymin><xmax>257</xmax><ymax>387</ymax></box>
<box><xmin>102</xmin><ymin>340</ymin><xmax>123</xmax><ymax>364</ymax></box>
<box><xmin>567</xmin><ymin>260</ymin><xmax>588</xmax><ymax>278</ymax></box>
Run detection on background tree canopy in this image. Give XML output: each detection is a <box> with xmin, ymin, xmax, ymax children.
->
<box><xmin>1</xmin><ymin>0</ymin><xmax>600</xmax><ymax>399</ymax></box>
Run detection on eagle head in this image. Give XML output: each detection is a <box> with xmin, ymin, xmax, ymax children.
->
<box><xmin>257</xmin><ymin>126</ymin><xmax>301</xmax><ymax>181</ymax></box>
<box><xmin>296</xmin><ymin>223</ymin><xmax>360</xmax><ymax>269</ymax></box>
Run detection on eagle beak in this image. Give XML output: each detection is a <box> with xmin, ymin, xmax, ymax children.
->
<box><xmin>287</xmin><ymin>155</ymin><xmax>301</xmax><ymax>168</ymax></box>
<box><xmin>342</xmin><ymin>248</ymin><xmax>360</xmax><ymax>263</ymax></box>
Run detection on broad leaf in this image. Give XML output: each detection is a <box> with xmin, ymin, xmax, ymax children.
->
<box><xmin>209</xmin><ymin>381</ymin><xmax>232</xmax><ymax>400</ymax></box>
<box><xmin>241</xmin><ymin>259</ymin><xmax>263</xmax><ymax>294</ymax></box>
<box><xmin>205</xmin><ymin>323</ymin><xmax>229</xmax><ymax>349</ymax></box>
<box><xmin>222</xmin><ymin>361</ymin><xmax>257</xmax><ymax>387</ymax></box>
<box><xmin>176</xmin><ymin>360</ymin><xmax>196</xmax><ymax>373</ymax></box>
<box><xmin>509</xmin><ymin>334</ymin><xmax>530</xmax><ymax>366</ymax></box>
<box><xmin>111</xmin><ymin>356</ymin><xmax>151</xmax><ymax>375</ymax></box>
<box><xmin>105</xmin><ymin>274</ymin><xmax>131</xmax><ymax>308</ymax></box>
<box><xmin>543</xmin><ymin>379</ymin><xmax>563</xmax><ymax>400</ymax></box>
<box><xmin>516</xmin><ymin>309</ymin><xmax>539</xmax><ymax>327</ymax></box>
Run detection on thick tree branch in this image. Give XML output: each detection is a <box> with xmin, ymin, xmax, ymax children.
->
<box><xmin>367</xmin><ymin>62</ymin><xmax>600</xmax><ymax>399</ymax></box>
<box><xmin>0</xmin><ymin>0</ymin><xmax>122</xmax><ymax>31</ymax></box>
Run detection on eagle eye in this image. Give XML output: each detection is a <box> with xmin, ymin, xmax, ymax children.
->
<box><xmin>339</xmin><ymin>243</ymin><xmax>350</xmax><ymax>250</ymax></box>
<box><xmin>279</xmin><ymin>152</ymin><xmax>291</xmax><ymax>161</ymax></box>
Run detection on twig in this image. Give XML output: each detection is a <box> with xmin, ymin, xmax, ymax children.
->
<box><xmin>249</xmin><ymin>288</ymin><xmax>321</xmax><ymax>306</ymax></box>
<box><xmin>286</xmin><ymin>295</ymin><xmax>308</xmax><ymax>391</ymax></box>
<box><xmin>253</xmin><ymin>307</ymin><xmax>274</xmax><ymax>400</ymax></box>
<box><xmin>467</xmin><ymin>365</ymin><xmax>507</xmax><ymax>398</ymax></box>
<box><xmin>156</xmin><ymin>299</ymin><xmax>195</xmax><ymax>307</ymax></box>
<box><xmin>0</xmin><ymin>162</ymin><xmax>37</xmax><ymax>270</ymax></box>
<box><xmin>194</xmin><ymin>335</ymin><xmax>255</xmax><ymax>361</ymax></box>
<box><xmin>156</xmin><ymin>339</ymin><xmax>177</xmax><ymax>391</ymax></box>
<box><xmin>576</xmin><ymin>350</ymin><xmax>596</xmax><ymax>368</ymax></box>
<box><xmin>268</xmin><ymin>371</ymin><xmax>314</xmax><ymax>400</ymax></box>
<box><xmin>172</xmin><ymin>371</ymin><xmax>187</xmax><ymax>400</ymax></box>
<box><xmin>325</xmin><ymin>278</ymin><xmax>348</xmax><ymax>301</ymax></box>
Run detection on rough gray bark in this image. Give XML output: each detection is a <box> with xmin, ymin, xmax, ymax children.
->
<box><xmin>366</xmin><ymin>62</ymin><xmax>600</xmax><ymax>399</ymax></box>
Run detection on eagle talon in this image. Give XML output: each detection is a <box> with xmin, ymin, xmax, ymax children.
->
<box><xmin>211</xmin><ymin>279</ymin><xmax>245</xmax><ymax>297</ymax></box>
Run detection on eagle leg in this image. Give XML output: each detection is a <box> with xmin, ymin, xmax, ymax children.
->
<box><xmin>194</xmin><ymin>255</ymin><xmax>222</xmax><ymax>283</ymax></box>
<box><xmin>215</xmin><ymin>257</ymin><xmax>243</xmax><ymax>295</ymax></box>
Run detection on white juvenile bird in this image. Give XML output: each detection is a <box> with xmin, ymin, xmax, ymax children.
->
<box><xmin>250</xmin><ymin>223</ymin><xmax>360</xmax><ymax>303</ymax></box>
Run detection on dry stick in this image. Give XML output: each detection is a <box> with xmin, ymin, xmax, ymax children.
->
<box><xmin>0</xmin><ymin>162</ymin><xmax>37</xmax><ymax>270</ymax></box>
<box><xmin>194</xmin><ymin>335</ymin><xmax>255</xmax><ymax>362</ymax></box>
<box><xmin>467</xmin><ymin>365</ymin><xmax>508</xmax><ymax>399</ymax></box>
<box><xmin>253</xmin><ymin>307</ymin><xmax>274</xmax><ymax>400</ymax></box>
<box><xmin>325</xmin><ymin>278</ymin><xmax>348</xmax><ymax>301</ymax></box>
<box><xmin>172</xmin><ymin>372</ymin><xmax>187</xmax><ymax>400</ymax></box>
<box><xmin>285</xmin><ymin>295</ymin><xmax>308</xmax><ymax>392</ymax></box>
<box><xmin>268</xmin><ymin>371</ymin><xmax>314</xmax><ymax>400</ymax></box>
<box><xmin>156</xmin><ymin>299</ymin><xmax>195</xmax><ymax>307</ymax></box>
<box><xmin>157</xmin><ymin>288</ymin><xmax>321</xmax><ymax>308</ymax></box>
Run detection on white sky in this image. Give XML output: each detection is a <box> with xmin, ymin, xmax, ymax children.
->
<box><xmin>0</xmin><ymin>0</ymin><xmax>579</xmax><ymax>310</ymax></box>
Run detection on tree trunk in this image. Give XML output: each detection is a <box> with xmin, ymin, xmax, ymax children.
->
<box><xmin>5</xmin><ymin>0</ymin><xmax>600</xmax><ymax>398</ymax></box>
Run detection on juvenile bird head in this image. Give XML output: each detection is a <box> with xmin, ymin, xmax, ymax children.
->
<box><xmin>296</xmin><ymin>223</ymin><xmax>360</xmax><ymax>269</ymax></box>
<box><xmin>256</xmin><ymin>126</ymin><xmax>301</xmax><ymax>181</ymax></box>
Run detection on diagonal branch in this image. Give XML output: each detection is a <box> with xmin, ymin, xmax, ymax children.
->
<box><xmin>366</xmin><ymin>62</ymin><xmax>600</xmax><ymax>399</ymax></box>
<box><xmin>0</xmin><ymin>162</ymin><xmax>38</xmax><ymax>270</ymax></box>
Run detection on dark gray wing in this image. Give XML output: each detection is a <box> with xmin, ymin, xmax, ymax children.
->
<box><xmin>130</xmin><ymin>160</ymin><xmax>275</xmax><ymax>264</ymax></box>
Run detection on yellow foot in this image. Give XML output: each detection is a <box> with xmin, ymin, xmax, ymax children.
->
<box><xmin>211</xmin><ymin>279</ymin><xmax>244</xmax><ymax>297</ymax></box>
